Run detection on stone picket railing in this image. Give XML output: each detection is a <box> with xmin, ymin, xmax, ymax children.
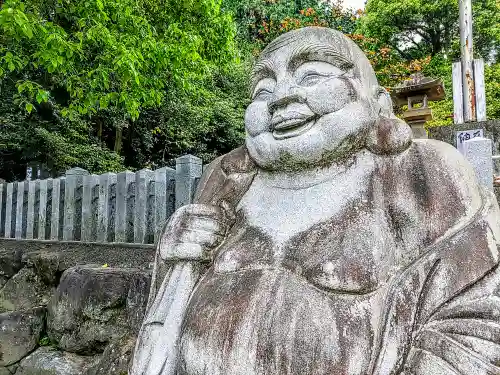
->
<box><xmin>0</xmin><ymin>155</ymin><xmax>203</xmax><ymax>244</ymax></box>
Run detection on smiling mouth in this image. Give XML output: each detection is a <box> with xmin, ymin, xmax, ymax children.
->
<box><xmin>272</xmin><ymin>115</ymin><xmax>317</xmax><ymax>140</ymax></box>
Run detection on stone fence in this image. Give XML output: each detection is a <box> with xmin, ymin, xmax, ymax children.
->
<box><xmin>0</xmin><ymin>155</ymin><xmax>203</xmax><ymax>244</ymax></box>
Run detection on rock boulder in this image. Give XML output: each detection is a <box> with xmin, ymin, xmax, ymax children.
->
<box><xmin>0</xmin><ymin>307</ymin><xmax>45</xmax><ymax>366</ymax></box>
<box><xmin>0</xmin><ymin>248</ymin><xmax>23</xmax><ymax>279</ymax></box>
<box><xmin>85</xmin><ymin>335</ymin><xmax>136</xmax><ymax>375</ymax></box>
<box><xmin>0</xmin><ymin>268</ymin><xmax>52</xmax><ymax>313</ymax></box>
<box><xmin>47</xmin><ymin>266</ymin><xmax>150</xmax><ymax>354</ymax></box>
<box><xmin>15</xmin><ymin>347</ymin><xmax>99</xmax><ymax>375</ymax></box>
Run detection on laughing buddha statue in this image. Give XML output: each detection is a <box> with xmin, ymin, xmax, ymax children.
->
<box><xmin>131</xmin><ymin>27</ymin><xmax>500</xmax><ymax>375</ymax></box>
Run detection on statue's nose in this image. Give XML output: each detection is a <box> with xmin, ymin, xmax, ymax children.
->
<box><xmin>268</xmin><ymin>81</ymin><xmax>305</xmax><ymax>113</ymax></box>
<box><xmin>268</xmin><ymin>94</ymin><xmax>306</xmax><ymax>113</ymax></box>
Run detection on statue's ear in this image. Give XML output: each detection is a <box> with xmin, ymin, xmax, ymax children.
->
<box><xmin>373</xmin><ymin>86</ymin><xmax>395</xmax><ymax>118</ymax></box>
<box><xmin>366</xmin><ymin>86</ymin><xmax>413</xmax><ymax>155</ymax></box>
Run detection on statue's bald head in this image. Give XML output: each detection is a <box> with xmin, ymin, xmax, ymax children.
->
<box><xmin>256</xmin><ymin>27</ymin><xmax>379</xmax><ymax>91</ymax></box>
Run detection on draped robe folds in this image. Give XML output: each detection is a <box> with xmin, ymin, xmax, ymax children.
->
<box><xmin>130</xmin><ymin>141</ymin><xmax>500</xmax><ymax>375</ymax></box>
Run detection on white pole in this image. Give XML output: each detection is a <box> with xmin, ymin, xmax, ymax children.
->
<box><xmin>459</xmin><ymin>0</ymin><xmax>476</xmax><ymax>122</ymax></box>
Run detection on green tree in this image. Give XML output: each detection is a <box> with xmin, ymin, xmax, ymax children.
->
<box><xmin>360</xmin><ymin>0</ymin><xmax>500</xmax><ymax>126</ymax></box>
<box><xmin>223</xmin><ymin>0</ymin><xmax>358</xmax><ymax>51</ymax></box>
<box><xmin>123</xmin><ymin>64</ymin><xmax>250</xmax><ymax>170</ymax></box>
<box><xmin>0</xmin><ymin>81</ymin><xmax>124</xmax><ymax>180</ymax></box>
<box><xmin>0</xmin><ymin>0</ymin><xmax>238</xmax><ymax>179</ymax></box>
<box><xmin>360</xmin><ymin>0</ymin><xmax>499</xmax><ymax>61</ymax></box>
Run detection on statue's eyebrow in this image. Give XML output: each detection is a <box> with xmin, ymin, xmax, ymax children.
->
<box><xmin>288</xmin><ymin>44</ymin><xmax>354</xmax><ymax>72</ymax></box>
<box><xmin>250</xmin><ymin>59</ymin><xmax>276</xmax><ymax>93</ymax></box>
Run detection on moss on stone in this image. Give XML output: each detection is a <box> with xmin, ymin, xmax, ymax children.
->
<box><xmin>277</xmin><ymin>129</ymin><xmax>368</xmax><ymax>172</ymax></box>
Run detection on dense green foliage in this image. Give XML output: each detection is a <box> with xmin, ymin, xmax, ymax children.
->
<box><xmin>0</xmin><ymin>0</ymin><xmax>499</xmax><ymax>181</ymax></box>
<box><xmin>0</xmin><ymin>0</ymin><xmax>242</xmax><ymax>179</ymax></box>
<box><xmin>360</xmin><ymin>0</ymin><xmax>500</xmax><ymax>127</ymax></box>
<box><xmin>360</xmin><ymin>0</ymin><xmax>499</xmax><ymax>61</ymax></box>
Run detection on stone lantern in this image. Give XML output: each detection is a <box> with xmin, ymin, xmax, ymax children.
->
<box><xmin>390</xmin><ymin>73</ymin><xmax>445</xmax><ymax>139</ymax></box>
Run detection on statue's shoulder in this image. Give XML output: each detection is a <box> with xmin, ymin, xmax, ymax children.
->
<box><xmin>411</xmin><ymin>139</ymin><xmax>481</xmax><ymax>190</ymax></box>
<box><xmin>194</xmin><ymin>146</ymin><xmax>257</xmax><ymax>205</ymax></box>
<box><xmin>401</xmin><ymin>138</ymin><xmax>483</xmax><ymax>218</ymax></box>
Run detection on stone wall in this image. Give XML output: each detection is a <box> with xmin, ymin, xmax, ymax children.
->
<box><xmin>427</xmin><ymin>120</ymin><xmax>500</xmax><ymax>157</ymax></box>
<box><xmin>0</xmin><ymin>239</ymin><xmax>155</xmax><ymax>375</ymax></box>
<box><xmin>428</xmin><ymin>120</ymin><xmax>500</xmax><ymax>199</ymax></box>
<box><xmin>0</xmin><ymin>154</ymin><xmax>203</xmax><ymax>245</ymax></box>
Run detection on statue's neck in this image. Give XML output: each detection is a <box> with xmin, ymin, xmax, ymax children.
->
<box><xmin>257</xmin><ymin>149</ymin><xmax>371</xmax><ymax>190</ymax></box>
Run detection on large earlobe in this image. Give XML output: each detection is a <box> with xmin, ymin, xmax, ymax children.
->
<box><xmin>366</xmin><ymin>86</ymin><xmax>413</xmax><ymax>155</ymax></box>
<box><xmin>366</xmin><ymin>115</ymin><xmax>413</xmax><ymax>155</ymax></box>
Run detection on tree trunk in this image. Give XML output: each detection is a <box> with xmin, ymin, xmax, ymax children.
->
<box><xmin>114</xmin><ymin>127</ymin><xmax>123</xmax><ymax>154</ymax></box>
<box><xmin>97</xmin><ymin>119</ymin><xmax>103</xmax><ymax>140</ymax></box>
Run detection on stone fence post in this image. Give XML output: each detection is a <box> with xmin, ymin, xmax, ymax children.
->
<box><xmin>63</xmin><ymin>167</ymin><xmax>89</xmax><ymax>241</ymax></box>
<box><xmin>15</xmin><ymin>181</ymin><xmax>25</xmax><ymax>239</ymax></box>
<box><xmin>0</xmin><ymin>183</ymin><xmax>4</xmax><ymax>238</ymax></box>
<box><xmin>51</xmin><ymin>177</ymin><xmax>65</xmax><ymax>240</ymax></box>
<box><xmin>4</xmin><ymin>183</ymin><xmax>14</xmax><ymax>238</ymax></box>
<box><xmin>134</xmin><ymin>169</ymin><xmax>154</xmax><ymax>244</ymax></box>
<box><xmin>463</xmin><ymin>137</ymin><xmax>493</xmax><ymax>191</ymax></box>
<box><xmin>154</xmin><ymin>167</ymin><xmax>175</xmax><ymax>243</ymax></box>
<box><xmin>97</xmin><ymin>172</ymin><xmax>117</xmax><ymax>243</ymax></box>
<box><xmin>175</xmin><ymin>155</ymin><xmax>203</xmax><ymax>209</ymax></box>
<box><xmin>81</xmin><ymin>174</ymin><xmax>99</xmax><ymax>242</ymax></box>
<box><xmin>115</xmin><ymin>171</ymin><xmax>134</xmax><ymax>243</ymax></box>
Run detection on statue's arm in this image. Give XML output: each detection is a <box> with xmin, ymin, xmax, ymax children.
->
<box><xmin>159</xmin><ymin>146</ymin><xmax>257</xmax><ymax>261</ymax></box>
<box><xmin>130</xmin><ymin>147</ymin><xmax>256</xmax><ymax>375</ymax></box>
<box><xmin>372</xmin><ymin>140</ymin><xmax>500</xmax><ymax>375</ymax></box>
<box><xmin>389</xmin><ymin>139</ymin><xmax>488</xmax><ymax>257</ymax></box>
<box><xmin>405</xmin><ymin>178</ymin><xmax>500</xmax><ymax>375</ymax></box>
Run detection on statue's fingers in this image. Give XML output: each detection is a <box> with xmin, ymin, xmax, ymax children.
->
<box><xmin>177</xmin><ymin>229</ymin><xmax>224</xmax><ymax>248</ymax></box>
<box><xmin>181</xmin><ymin>216</ymin><xmax>226</xmax><ymax>236</ymax></box>
<box><xmin>182</xmin><ymin>204</ymin><xmax>229</xmax><ymax>224</ymax></box>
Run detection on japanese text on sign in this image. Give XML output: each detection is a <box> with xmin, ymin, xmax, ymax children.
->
<box><xmin>456</xmin><ymin>129</ymin><xmax>484</xmax><ymax>154</ymax></box>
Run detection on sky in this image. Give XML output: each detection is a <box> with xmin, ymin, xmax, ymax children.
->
<box><xmin>341</xmin><ymin>0</ymin><xmax>366</xmax><ymax>10</ymax></box>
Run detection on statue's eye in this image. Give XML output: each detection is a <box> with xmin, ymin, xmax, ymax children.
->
<box><xmin>299</xmin><ymin>73</ymin><xmax>325</xmax><ymax>86</ymax></box>
<box><xmin>252</xmin><ymin>78</ymin><xmax>275</xmax><ymax>100</ymax></box>
<box><xmin>253</xmin><ymin>88</ymin><xmax>273</xmax><ymax>100</ymax></box>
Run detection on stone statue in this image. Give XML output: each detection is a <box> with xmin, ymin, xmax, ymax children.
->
<box><xmin>130</xmin><ymin>27</ymin><xmax>500</xmax><ymax>375</ymax></box>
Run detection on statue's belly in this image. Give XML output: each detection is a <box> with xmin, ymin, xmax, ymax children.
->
<box><xmin>177</xmin><ymin>268</ymin><xmax>380</xmax><ymax>375</ymax></box>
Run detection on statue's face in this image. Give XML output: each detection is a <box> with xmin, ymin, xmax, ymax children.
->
<box><xmin>245</xmin><ymin>29</ymin><xmax>378</xmax><ymax>170</ymax></box>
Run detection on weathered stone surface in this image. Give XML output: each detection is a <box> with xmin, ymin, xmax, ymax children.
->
<box><xmin>85</xmin><ymin>335</ymin><xmax>136</xmax><ymax>375</ymax></box>
<box><xmin>24</xmin><ymin>251</ymin><xmax>62</xmax><ymax>285</ymax></box>
<box><xmin>0</xmin><ymin>307</ymin><xmax>45</xmax><ymax>366</ymax></box>
<box><xmin>0</xmin><ymin>239</ymin><xmax>155</xmax><ymax>271</ymax></box>
<box><xmin>463</xmin><ymin>137</ymin><xmax>494</xmax><ymax>190</ymax></box>
<box><xmin>0</xmin><ymin>364</ymin><xmax>19</xmax><ymax>375</ymax></box>
<box><xmin>0</xmin><ymin>248</ymin><xmax>23</xmax><ymax>279</ymax></box>
<box><xmin>15</xmin><ymin>347</ymin><xmax>99</xmax><ymax>375</ymax></box>
<box><xmin>48</xmin><ymin>266</ymin><xmax>150</xmax><ymax>354</ymax></box>
<box><xmin>6</xmin><ymin>364</ymin><xmax>18</xmax><ymax>375</ymax></box>
<box><xmin>428</xmin><ymin>119</ymin><xmax>500</xmax><ymax>154</ymax></box>
<box><xmin>0</xmin><ymin>268</ymin><xmax>52</xmax><ymax>312</ymax></box>
<box><xmin>132</xmin><ymin>27</ymin><xmax>500</xmax><ymax>375</ymax></box>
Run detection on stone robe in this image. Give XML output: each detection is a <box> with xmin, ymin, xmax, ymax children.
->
<box><xmin>131</xmin><ymin>140</ymin><xmax>500</xmax><ymax>375</ymax></box>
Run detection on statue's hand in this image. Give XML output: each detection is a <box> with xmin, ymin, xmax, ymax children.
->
<box><xmin>158</xmin><ymin>203</ymin><xmax>230</xmax><ymax>261</ymax></box>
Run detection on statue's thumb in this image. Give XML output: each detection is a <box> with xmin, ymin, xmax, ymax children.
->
<box><xmin>214</xmin><ymin>172</ymin><xmax>256</xmax><ymax>221</ymax></box>
<box><xmin>196</xmin><ymin>146</ymin><xmax>257</xmax><ymax>220</ymax></box>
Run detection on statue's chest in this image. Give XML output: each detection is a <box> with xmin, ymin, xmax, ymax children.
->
<box><xmin>237</xmin><ymin>171</ymin><xmax>368</xmax><ymax>245</ymax></box>
<box><xmin>214</xmin><ymin>165</ymin><xmax>396</xmax><ymax>294</ymax></box>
